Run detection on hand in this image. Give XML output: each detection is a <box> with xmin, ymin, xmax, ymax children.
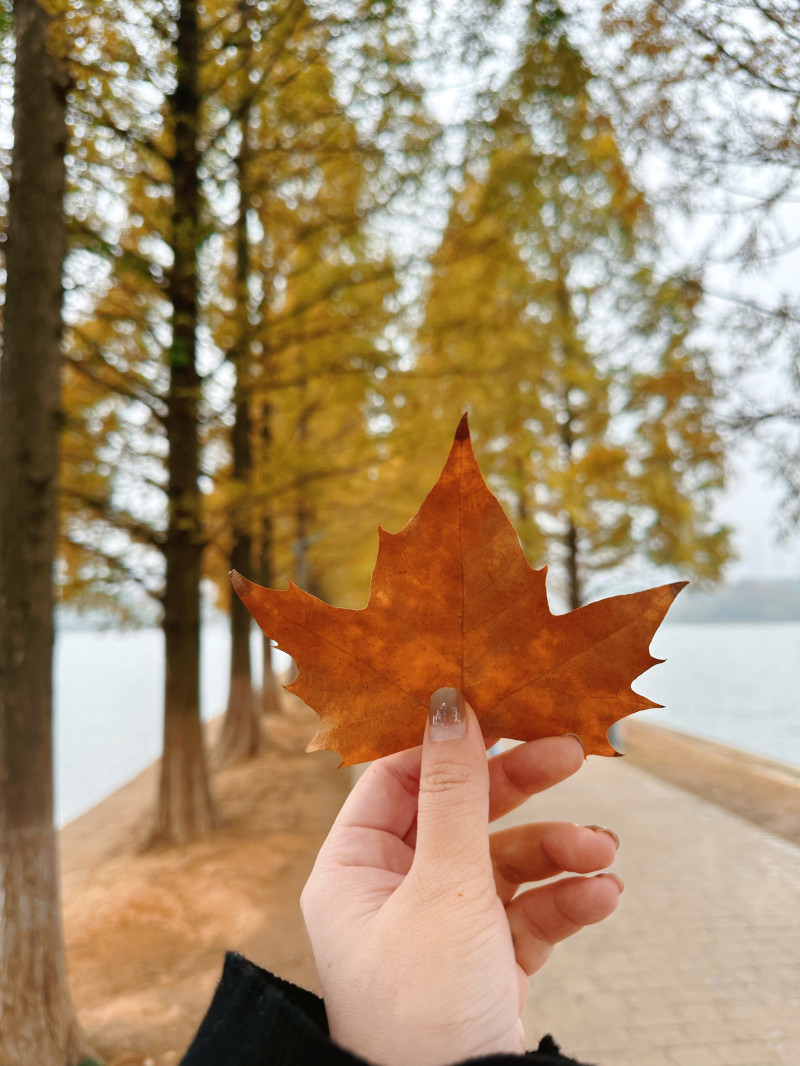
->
<box><xmin>301</xmin><ymin>688</ymin><xmax>622</xmax><ymax>1066</ymax></box>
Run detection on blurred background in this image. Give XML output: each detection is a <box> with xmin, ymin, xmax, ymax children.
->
<box><xmin>2</xmin><ymin>1</ymin><xmax>800</xmax><ymax>1062</ymax></box>
<box><xmin>1</xmin><ymin>0</ymin><xmax>792</xmax><ymax>824</ymax></box>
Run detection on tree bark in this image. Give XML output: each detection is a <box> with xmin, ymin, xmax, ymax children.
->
<box><xmin>218</xmin><ymin>527</ymin><xmax>262</xmax><ymax>762</ymax></box>
<box><xmin>0</xmin><ymin>2</ymin><xmax>88</xmax><ymax>1061</ymax></box>
<box><xmin>153</xmin><ymin>0</ymin><xmax>217</xmax><ymax>843</ymax></box>
<box><xmin>557</xmin><ymin>365</ymin><xmax>584</xmax><ymax>611</ymax></box>
<box><xmin>258</xmin><ymin>403</ymin><xmax>284</xmax><ymax>712</ymax></box>
<box><xmin>565</xmin><ymin>517</ymin><xmax>582</xmax><ymax>611</ymax></box>
<box><xmin>217</xmin><ymin>97</ymin><xmax>263</xmax><ymax>765</ymax></box>
<box><xmin>259</xmin><ymin>507</ymin><xmax>284</xmax><ymax>712</ymax></box>
<box><xmin>291</xmin><ymin>402</ymin><xmax>323</xmax><ymax>599</ymax></box>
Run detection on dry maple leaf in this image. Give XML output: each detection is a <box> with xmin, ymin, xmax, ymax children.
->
<box><xmin>232</xmin><ymin>414</ymin><xmax>685</xmax><ymax>765</ymax></box>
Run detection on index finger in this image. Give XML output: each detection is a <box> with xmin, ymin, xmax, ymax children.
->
<box><xmin>488</xmin><ymin>735</ymin><xmax>585</xmax><ymax>822</ymax></box>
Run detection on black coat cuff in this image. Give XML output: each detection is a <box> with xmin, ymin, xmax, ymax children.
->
<box><xmin>180</xmin><ymin>952</ymin><xmax>594</xmax><ymax>1066</ymax></box>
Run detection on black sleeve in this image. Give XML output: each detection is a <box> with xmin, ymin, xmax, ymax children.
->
<box><xmin>179</xmin><ymin>952</ymin><xmax>595</xmax><ymax>1066</ymax></box>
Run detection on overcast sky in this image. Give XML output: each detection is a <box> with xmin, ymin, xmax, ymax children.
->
<box><xmin>718</xmin><ymin>453</ymin><xmax>800</xmax><ymax>579</ymax></box>
<box><xmin>702</xmin><ymin>211</ymin><xmax>800</xmax><ymax>583</ymax></box>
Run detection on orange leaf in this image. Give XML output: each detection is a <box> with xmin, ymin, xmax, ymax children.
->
<box><xmin>232</xmin><ymin>415</ymin><xmax>685</xmax><ymax>765</ymax></box>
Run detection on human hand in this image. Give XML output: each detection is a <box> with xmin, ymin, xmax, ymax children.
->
<box><xmin>301</xmin><ymin>688</ymin><xmax>622</xmax><ymax>1066</ymax></box>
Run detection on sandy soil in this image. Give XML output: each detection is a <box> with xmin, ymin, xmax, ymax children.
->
<box><xmin>61</xmin><ymin>697</ymin><xmax>348</xmax><ymax>1066</ymax></box>
<box><xmin>60</xmin><ymin>705</ymin><xmax>800</xmax><ymax>1065</ymax></box>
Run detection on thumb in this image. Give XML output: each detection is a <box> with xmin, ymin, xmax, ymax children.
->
<box><xmin>413</xmin><ymin>688</ymin><xmax>492</xmax><ymax>880</ymax></box>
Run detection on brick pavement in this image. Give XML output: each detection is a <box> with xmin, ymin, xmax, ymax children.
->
<box><xmin>497</xmin><ymin>755</ymin><xmax>800</xmax><ymax>1066</ymax></box>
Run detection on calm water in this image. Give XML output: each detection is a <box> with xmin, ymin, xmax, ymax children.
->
<box><xmin>642</xmin><ymin>623</ymin><xmax>800</xmax><ymax>768</ymax></box>
<box><xmin>54</xmin><ymin>622</ymin><xmax>800</xmax><ymax>827</ymax></box>
<box><xmin>54</xmin><ymin>623</ymin><xmax>291</xmax><ymax>827</ymax></box>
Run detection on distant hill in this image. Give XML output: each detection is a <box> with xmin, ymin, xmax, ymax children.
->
<box><xmin>668</xmin><ymin>579</ymin><xmax>800</xmax><ymax>623</ymax></box>
<box><xmin>55</xmin><ymin>580</ymin><xmax>800</xmax><ymax>628</ymax></box>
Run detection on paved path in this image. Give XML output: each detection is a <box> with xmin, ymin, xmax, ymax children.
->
<box><xmin>497</xmin><ymin>755</ymin><xmax>800</xmax><ymax>1066</ymax></box>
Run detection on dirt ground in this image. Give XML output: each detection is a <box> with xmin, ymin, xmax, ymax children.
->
<box><xmin>61</xmin><ymin>697</ymin><xmax>349</xmax><ymax>1066</ymax></box>
<box><xmin>60</xmin><ymin>704</ymin><xmax>800</xmax><ymax>1065</ymax></box>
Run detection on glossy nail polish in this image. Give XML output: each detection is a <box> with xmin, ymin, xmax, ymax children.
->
<box><xmin>586</xmin><ymin>824</ymin><xmax>620</xmax><ymax>849</ymax></box>
<box><xmin>429</xmin><ymin>688</ymin><xmax>466</xmax><ymax>741</ymax></box>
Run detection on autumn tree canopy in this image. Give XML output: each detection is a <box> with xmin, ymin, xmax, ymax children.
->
<box><xmin>0</xmin><ymin>0</ymin><xmax>745</xmax><ymax>829</ymax></box>
<box><xmin>396</xmin><ymin>4</ymin><xmax>730</xmax><ymax>607</ymax></box>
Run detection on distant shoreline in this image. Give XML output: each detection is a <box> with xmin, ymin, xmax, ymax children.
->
<box><xmin>56</xmin><ymin>581</ymin><xmax>800</xmax><ymax>631</ymax></box>
<box><xmin>664</xmin><ymin>617</ymin><xmax>800</xmax><ymax>625</ymax></box>
<box><xmin>666</xmin><ymin>578</ymin><xmax>800</xmax><ymax>623</ymax></box>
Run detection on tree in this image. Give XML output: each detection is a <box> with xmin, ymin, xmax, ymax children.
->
<box><xmin>600</xmin><ymin>0</ymin><xmax>800</xmax><ymax>536</ymax></box>
<box><xmin>213</xmin><ymin>3</ymin><xmax>263</xmax><ymax>764</ymax></box>
<box><xmin>57</xmin><ymin>0</ymin><xmax>431</xmax><ymax>764</ymax></box>
<box><xmin>58</xmin><ymin>0</ymin><xmax>219</xmax><ymax>840</ymax></box>
<box><xmin>405</xmin><ymin>2</ymin><xmax>730</xmax><ymax>606</ymax></box>
<box><xmin>0</xmin><ymin>0</ymin><xmax>88</xmax><ymax>1060</ymax></box>
<box><xmin>202</xmin><ymin>0</ymin><xmax>426</xmax><ymax>745</ymax></box>
<box><xmin>60</xmin><ymin>0</ymin><xmax>226</xmax><ymax>839</ymax></box>
<box><xmin>153</xmin><ymin>0</ymin><xmax>218</xmax><ymax>841</ymax></box>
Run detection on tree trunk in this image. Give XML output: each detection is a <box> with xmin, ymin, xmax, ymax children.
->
<box><xmin>258</xmin><ymin>406</ymin><xmax>283</xmax><ymax>712</ymax></box>
<box><xmin>291</xmin><ymin>403</ymin><xmax>321</xmax><ymax>597</ymax></box>
<box><xmin>294</xmin><ymin>495</ymin><xmax>312</xmax><ymax>592</ymax></box>
<box><xmin>0</xmin><ymin>2</ymin><xmax>89</xmax><ymax>1061</ymax></box>
<box><xmin>558</xmin><ymin>379</ymin><xmax>583</xmax><ymax>611</ymax></box>
<box><xmin>260</xmin><ymin>514</ymin><xmax>283</xmax><ymax>712</ymax></box>
<box><xmin>217</xmin><ymin>97</ymin><xmax>263</xmax><ymax>764</ymax></box>
<box><xmin>513</xmin><ymin>456</ymin><xmax>529</xmax><ymax>523</ymax></box>
<box><xmin>153</xmin><ymin>0</ymin><xmax>217</xmax><ymax>843</ymax></box>
<box><xmin>217</xmin><ymin>529</ymin><xmax>262</xmax><ymax>763</ymax></box>
<box><xmin>565</xmin><ymin>517</ymin><xmax>582</xmax><ymax>611</ymax></box>
<box><xmin>262</xmin><ymin>637</ymin><xmax>284</xmax><ymax>711</ymax></box>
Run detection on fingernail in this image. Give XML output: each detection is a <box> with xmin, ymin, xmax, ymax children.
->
<box><xmin>429</xmin><ymin>688</ymin><xmax>467</xmax><ymax>741</ymax></box>
<box><xmin>564</xmin><ymin>733</ymin><xmax>585</xmax><ymax>755</ymax></box>
<box><xmin>586</xmin><ymin>825</ymin><xmax>620</xmax><ymax>849</ymax></box>
<box><xmin>596</xmin><ymin>872</ymin><xmax>624</xmax><ymax>894</ymax></box>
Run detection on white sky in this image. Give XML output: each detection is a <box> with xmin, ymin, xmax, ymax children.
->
<box><xmin>703</xmin><ymin>220</ymin><xmax>800</xmax><ymax>581</ymax></box>
<box><xmin>717</xmin><ymin>452</ymin><xmax>800</xmax><ymax>579</ymax></box>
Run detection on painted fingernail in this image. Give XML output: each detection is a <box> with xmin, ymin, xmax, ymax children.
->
<box><xmin>563</xmin><ymin>733</ymin><xmax>585</xmax><ymax>755</ymax></box>
<box><xmin>429</xmin><ymin>688</ymin><xmax>466</xmax><ymax>741</ymax></box>
<box><xmin>596</xmin><ymin>872</ymin><xmax>624</xmax><ymax>894</ymax></box>
<box><xmin>586</xmin><ymin>825</ymin><xmax>620</xmax><ymax>849</ymax></box>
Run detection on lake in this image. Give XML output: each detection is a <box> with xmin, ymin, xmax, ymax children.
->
<box><xmin>54</xmin><ymin>623</ymin><xmax>291</xmax><ymax>828</ymax></box>
<box><xmin>54</xmin><ymin>622</ymin><xmax>800</xmax><ymax>827</ymax></box>
<box><xmin>644</xmin><ymin>622</ymin><xmax>800</xmax><ymax>767</ymax></box>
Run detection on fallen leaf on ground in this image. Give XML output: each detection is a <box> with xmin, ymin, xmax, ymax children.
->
<box><xmin>232</xmin><ymin>415</ymin><xmax>685</xmax><ymax>765</ymax></box>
